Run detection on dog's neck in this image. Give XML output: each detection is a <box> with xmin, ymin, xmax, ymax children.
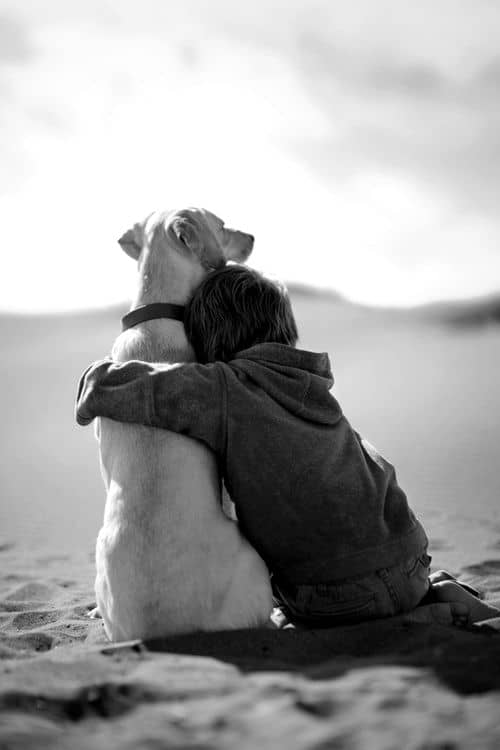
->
<box><xmin>113</xmin><ymin>246</ymin><xmax>203</xmax><ymax>364</ymax></box>
<box><xmin>132</xmin><ymin>246</ymin><xmax>205</xmax><ymax>308</ymax></box>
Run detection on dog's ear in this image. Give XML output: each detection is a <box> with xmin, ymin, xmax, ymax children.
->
<box><xmin>172</xmin><ymin>216</ymin><xmax>225</xmax><ymax>270</ymax></box>
<box><xmin>118</xmin><ymin>229</ymin><xmax>141</xmax><ymax>260</ymax></box>
<box><xmin>171</xmin><ymin>217</ymin><xmax>201</xmax><ymax>254</ymax></box>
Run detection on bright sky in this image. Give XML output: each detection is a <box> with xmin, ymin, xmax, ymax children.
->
<box><xmin>1</xmin><ymin>0</ymin><xmax>499</xmax><ymax>311</ymax></box>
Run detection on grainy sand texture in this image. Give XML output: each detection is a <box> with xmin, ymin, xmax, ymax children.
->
<box><xmin>1</xmin><ymin>292</ymin><xmax>500</xmax><ymax>748</ymax></box>
<box><xmin>1</xmin><ymin>546</ymin><xmax>500</xmax><ymax>750</ymax></box>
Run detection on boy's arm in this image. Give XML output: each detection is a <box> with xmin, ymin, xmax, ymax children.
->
<box><xmin>75</xmin><ymin>358</ymin><xmax>226</xmax><ymax>453</ymax></box>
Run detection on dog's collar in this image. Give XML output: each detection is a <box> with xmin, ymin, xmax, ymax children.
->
<box><xmin>121</xmin><ymin>303</ymin><xmax>186</xmax><ymax>332</ymax></box>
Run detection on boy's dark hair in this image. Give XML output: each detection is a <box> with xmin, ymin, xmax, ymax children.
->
<box><xmin>185</xmin><ymin>265</ymin><xmax>298</xmax><ymax>362</ymax></box>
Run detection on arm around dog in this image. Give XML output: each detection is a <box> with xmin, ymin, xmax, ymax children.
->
<box><xmin>75</xmin><ymin>359</ymin><xmax>226</xmax><ymax>453</ymax></box>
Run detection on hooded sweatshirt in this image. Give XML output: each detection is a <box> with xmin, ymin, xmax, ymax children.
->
<box><xmin>76</xmin><ymin>342</ymin><xmax>427</xmax><ymax>584</ymax></box>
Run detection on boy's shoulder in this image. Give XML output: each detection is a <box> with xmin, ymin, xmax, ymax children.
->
<box><xmin>230</xmin><ymin>343</ymin><xmax>332</xmax><ymax>376</ymax></box>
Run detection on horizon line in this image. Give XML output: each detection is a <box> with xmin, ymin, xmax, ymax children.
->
<box><xmin>1</xmin><ymin>284</ymin><xmax>499</xmax><ymax>318</ymax></box>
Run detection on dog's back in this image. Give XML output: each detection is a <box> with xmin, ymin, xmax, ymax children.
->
<box><xmin>97</xmin><ymin>419</ymin><xmax>229</xmax><ymax>639</ymax></box>
<box><xmin>94</xmin><ymin>210</ymin><xmax>273</xmax><ymax>641</ymax></box>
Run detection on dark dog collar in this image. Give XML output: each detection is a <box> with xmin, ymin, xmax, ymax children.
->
<box><xmin>121</xmin><ymin>303</ymin><xmax>186</xmax><ymax>332</ymax></box>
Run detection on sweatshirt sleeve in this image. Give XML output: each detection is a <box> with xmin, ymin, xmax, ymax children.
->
<box><xmin>75</xmin><ymin>358</ymin><xmax>226</xmax><ymax>454</ymax></box>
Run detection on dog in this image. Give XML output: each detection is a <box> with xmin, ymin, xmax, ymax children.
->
<box><xmin>93</xmin><ymin>208</ymin><xmax>274</xmax><ymax>641</ymax></box>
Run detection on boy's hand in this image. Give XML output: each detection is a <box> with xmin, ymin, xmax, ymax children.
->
<box><xmin>75</xmin><ymin>358</ymin><xmax>114</xmax><ymax>426</ymax></box>
<box><xmin>75</xmin><ymin>358</ymin><xmax>158</xmax><ymax>427</ymax></box>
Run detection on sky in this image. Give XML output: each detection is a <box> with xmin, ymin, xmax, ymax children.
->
<box><xmin>1</xmin><ymin>0</ymin><xmax>499</xmax><ymax>311</ymax></box>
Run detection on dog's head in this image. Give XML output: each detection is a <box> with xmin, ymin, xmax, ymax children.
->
<box><xmin>117</xmin><ymin>208</ymin><xmax>254</xmax><ymax>268</ymax></box>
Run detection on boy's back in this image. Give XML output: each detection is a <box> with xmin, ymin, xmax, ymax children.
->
<box><xmin>77</xmin><ymin>340</ymin><xmax>427</xmax><ymax>586</ymax></box>
<box><xmin>218</xmin><ymin>342</ymin><xmax>427</xmax><ymax>585</ymax></box>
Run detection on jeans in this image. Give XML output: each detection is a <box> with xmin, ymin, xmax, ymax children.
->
<box><xmin>272</xmin><ymin>550</ymin><xmax>432</xmax><ymax>627</ymax></box>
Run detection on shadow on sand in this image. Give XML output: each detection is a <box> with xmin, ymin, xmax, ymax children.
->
<box><xmin>138</xmin><ymin>616</ymin><xmax>500</xmax><ymax>696</ymax></box>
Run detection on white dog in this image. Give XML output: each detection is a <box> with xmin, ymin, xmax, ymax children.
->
<box><xmin>94</xmin><ymin>208</ymin><xmax>273</xmax><ymax>641</ymax></box>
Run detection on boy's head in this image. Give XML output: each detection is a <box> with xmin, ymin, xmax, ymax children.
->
<box><xmin>185</xmin><ymin>265</ymin><xmax>298</xmax><ymax>363</ymax></box>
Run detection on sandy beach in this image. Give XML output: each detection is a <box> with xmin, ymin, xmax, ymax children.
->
<box><xmin>1</xmin><ymin>543</ymin><xmax>500</xmax><ymax>749</ymax></box>
<box><xmin>2</xmin><ymin>0</ymin><xmax>500</xmax><ymax>744</ymax></box>
<box><xmin>1</xmin><ymin>292</ymin><xmax>500</xmax><ymax>748</ymax></box>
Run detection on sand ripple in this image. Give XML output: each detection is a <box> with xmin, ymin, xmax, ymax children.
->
<box><xmin>0</xmin><ymin>550</ymin><xmax>499</xmax><ymax>749</ymax></box>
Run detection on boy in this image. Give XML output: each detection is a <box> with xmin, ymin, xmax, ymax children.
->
<box><xmin>76</xmin><ymin>265</ymin><xmax>498</xmax><ymax>626</ymax></box>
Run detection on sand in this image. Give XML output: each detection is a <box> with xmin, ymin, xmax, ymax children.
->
<box><xmin>1</xmin><ymin>544</ymin><xmax>500</xmax><ymax>750</ymax></box>
<box><xmin>1</xmin><ymin>294</ymin><xmax>500</xmax><ymax>747</ymax></box>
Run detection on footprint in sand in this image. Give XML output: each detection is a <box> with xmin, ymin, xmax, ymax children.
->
<box><xmin>72</xmin><ymin>604</ymin><xmax>97</xmax><ymax>618</ymax></box>
<box><xmin>1</xmin><ymin>631</ymin><xmax>54</xmax><ymax>652</ymax></box>
<box><xmin>2</xmin><ymin>581</ymin><xmax>62</xmax><ymax>604</ymax></box>
<box><xmin>12</xmin><ymin>610</ymin><xmax>63</xmax><ymax>631</ymax></box>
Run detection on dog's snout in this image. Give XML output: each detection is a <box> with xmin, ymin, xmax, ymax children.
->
<box><xmin>239</xmin><ymin>232</ymin><xmax>254</xmax><ymax>259</ymax></box>
<box><xmin>222</xmin><ymin>228</ymin><xmax>255</xmax><ymax>262</ymax></box>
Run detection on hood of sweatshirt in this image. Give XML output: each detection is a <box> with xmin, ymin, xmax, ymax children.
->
<box><xmin>229</xmin><ymin>342</ymin><xmax>342</xmax><ymax>425</ymax></box>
